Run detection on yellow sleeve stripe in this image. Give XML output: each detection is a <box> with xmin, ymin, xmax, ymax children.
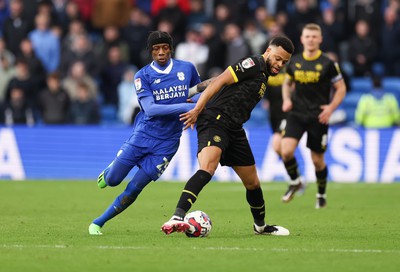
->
<box><xmin>228</xmin><ymin>66</ymin><xmax>239</xmax><ymax>82</ymax></box>
<box><xmin>285</xmin><ymin>73</ymin><xmax>293</xmax><ymax>80</ymax></box>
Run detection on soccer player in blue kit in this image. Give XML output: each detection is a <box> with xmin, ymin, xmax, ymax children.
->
<box><xmin>88</xmin><ymin>31</ymin><xmax>211</xmax><ymax>235</ymax></box>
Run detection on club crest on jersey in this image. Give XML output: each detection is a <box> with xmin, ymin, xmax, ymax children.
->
<box><xmin>213</xmin><ymin>135</ymin><xmax>221</xmax><ymax>142</ymax></box>
<box><xmin>177</xmin><ymin>72</ymin><xmax>185</xmax><ymax>81</ymax></box>
<box><xmin>241</xmin><ymin>58</ymin><xmax>255</xmax><ymax>69</ymax></box>
<box><xmin>315</xmin><ymin>64</ymin><xmax>323</xmax><ymax>71</ymax></box>
<box><xmin>135</xmin><ymin>78</ymin><xmax>142</xmax><ymax>90</ymax></box>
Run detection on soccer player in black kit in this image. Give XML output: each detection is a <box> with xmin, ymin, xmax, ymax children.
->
<box><xmin>263</xmin><ymin>69</ymin><xmax>287</xmax><ymax>157</ymax></box>
<box><xmin>161</xmin><ymin>35</ymin><xmax>294</xmax><ymax>236</ymax></box>
<box><xmin>280</xmin><ymin>23</ymin><xmax>346</xmax><ymax>208</ymax></box>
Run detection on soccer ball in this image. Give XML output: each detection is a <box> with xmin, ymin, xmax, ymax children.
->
<box><xmin>184</xmin><ymin>210</ymin><xmax>212</xmax><ymax>238</ymax></box>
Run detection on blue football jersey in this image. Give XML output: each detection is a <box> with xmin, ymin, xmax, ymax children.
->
<box><xmin>132</xmin><ymin>59</ymin><xmax>201</xmax><ymax>140</ymax></box>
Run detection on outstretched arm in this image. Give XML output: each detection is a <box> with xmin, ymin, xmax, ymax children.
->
<box><xmin>180</xmin><ymin>69</ymin><xmax>235</xmax><ymax>130</ymax></box>
<box><xmin>140</xmin><ymin>96</ymin><xmax>195</xmax><ymax>117</ymax></box>
<box><xmin>188</xmin><ymin>77</ymin><xmax>216</xmax><ymax>98</ymax></box>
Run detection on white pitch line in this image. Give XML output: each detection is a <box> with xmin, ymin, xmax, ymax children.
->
<box><xmin>1</xmin><ymin>244</ymin><xmax>399</xmax><ymax>254</ymax></box>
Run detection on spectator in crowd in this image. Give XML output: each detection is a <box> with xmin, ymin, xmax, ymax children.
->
<box><xmin>0</xmin><ymin>55</ymin><xmax>16</xmax><ymax>104</ymax></box>
<box><xmin>155</xmin><ymin>18</ymin><xmax>181</xmax><ymax>49</ymax></box>
<box><xmin>243</xmin><ymin>19</ymin><xmax>268</xmax><ymax>55</ymax></box>
<box><xmin>152</xmin><ymin>0</ymin><xmax>188</xmax><ymax>45</ymax></box>
<box><xmin>38</xmin><ymin>72</ymin><xmax>70</xmax><ymax>124</ymax></box>
<box><xmin>380</xmin><ymin>6</ymin><xmax>400</xmax><ymax>76</ymax></box>
<box><xmin>211</xmin><ymin>3</ymin><xmax>231</xmax><ymax>34</ymax></box>
<box><xmin>69</xmin><ymin>81</ymin><xmax>100</xmax><ymax>125</ymax></box>
<box><xmin>121</xmin><ymin>7</ymin><xmax>151</xmax><ymax>69</ymax></box>
<box><xmin>18</xmin><ymin>38</ymin><xmax>46</xmax><ymax>90</ymax></box>
<box><xmin>187</xmin><ymin>0</ymin><xmax>210</xmax><ymax>29</ymax></box>
<box><xmin>355</xmin><ymin>75</ymin><xmax>400</xmax><ymax>128</ymax></box>
<box><xmin>319</xmin><ymin>5</ymin><xmax>345</xmax><ymax>55</ymax></box>
<box><xmin>58</xmin><ymin>33</ymin><xmax>98</xmax><ymax>78</ymax></box>
<box><xmin>90</xmin><ymin>0</ymin><xmax>132</xmax><ymax>29</ymax></box>
<box><xmin>0</xmin><ymin>0</ymin><xmax>9</xmax><ymax>34</ymax></box>
<box><xmin>56</xmin><ymin>0</ymin><xmax>82</xmax><ymax>34</ymax></box>
<box><xmin>0</xmin><ymin>37</ymin><xmax>15</xmax><ymax>66</ymax></box>
<box><xmin>94</xmin><ymin>25</ymin><xmax>130</xmax><ymax>66</ymax></box>
<box><xmin>98</xmin><ymin>46</ymin><xmax>128</xmax><ymax>107</ymax></box>
<box><xmin>4</xmin><ymin>86</ymin><xmax>34</xmax><ymax>126</ymax></box>
<box><xmin>2</xmin><ymin>0</ymin><xmax>32</xmax><ymax>55</ymax></box>
<box><xmin>351</xmin><ymin>0</ymin><xmax>382</xmax><ymax>42</ymax></box>
<box><xmin>254</xmin><ymin>6</ymin><xmax>276</xmax><ymax>32</ymax></box>
<box><xmin>28</xmin><ymin>13</ymin><xmax>60</xmax><ymax>73</ymax></box>
<box><xmin>36</xmin><ymin>0</ymin><xmax>57</xmax><ymax>26</ymax></box>
<box><xmin>5</xmin><ymin>59</ymin><xmax>39</xmax><ymax>109</ymax></box>
<box><xmin>61</xmin><ymin>19</ymin><xmax>86</xmax><ymax>51</ymax></box>
<box><xmin>199</xmin><ymin>19</ymin><xmax>225</xmax><ymax>74</ymax></box>
<box><xmin>222</xmin><ymin>22</ymin><xmax>251</xmax><ymax>67</ymax></box>
<box><xmin>62</xmin><ymin>60</ymin><xmax>98</xmax><ymax>101</ymax></box>
<box><xmin>175</xmin><ymin>27</ymin><xmax>209</xmax><ymax>76</ymax></box>
<box><xmin>347</xmin><ymin>19</ymin><xmax>377</xmax><ymax>77</ymax></box>
<box><xmin>117</xmin><ymin>66</ymin><xmax>140</xmax><ymax>125</ymax></box>
<box><xmin>72</xmin><ymin>0</ymin><xmax>96</xmax><ymax>29</ymax></box>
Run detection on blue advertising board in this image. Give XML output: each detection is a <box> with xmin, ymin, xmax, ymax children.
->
<box><xmin>1</xmin><ymin>125</ymin><xmax>399</xmax><ymax>182</ymax></box>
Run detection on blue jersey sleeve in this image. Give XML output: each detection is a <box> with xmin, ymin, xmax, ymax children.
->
<box><xmin>189</xmin><ymin>63</ymin><xmax>202</xmax><ymax>87</ymax></box>
<box><xmin>139</xmin><ymin>96</ymin><xmax>195</xmax><ymax>117</ymax></box>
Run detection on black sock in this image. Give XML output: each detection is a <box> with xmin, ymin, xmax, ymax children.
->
<box><xmin>246</xmin><ymin>187</ymin><xmax>265</xmax><ymax>226</ymax></box>
<box><xmin>316</xmin><ymin>167</ymin><xmax>328</xmax><ymax>195</ymax></box>
<box><xmin>284</xmin><ymin>158</ymin><xmax>300</xmax><ymax>180</ymax></box>
<box><xmin>174</xmin><ymin>170</ymin><xmax>212</xmax><ymax>217</ymax></box>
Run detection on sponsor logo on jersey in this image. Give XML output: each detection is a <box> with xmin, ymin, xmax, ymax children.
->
<box><xmin>153</xmin><ymin>85</ymin><xmax>188</xmax><ymax>100</ymax></box>
<box><xmin>295</xmin><ymin>63</ymin><xmax>302</xmax><ymax>69</ymax></box>
<box><xmin>213</xmin><ymin>135</ymin><xmax>221</xmax><ymax>142</ymax></box>
<box><xmin>241</xmin><ymin>58</ymin><xmax>255</xmax><ymax>69</ymax></box>
<box><xmin>135</xmin><ymin>78</ymin><xmax>142</xmax><ymax>90</ymax></box>
<box><xmin>153</xmin><ymin>78</ymin><xmax>161</xmax><ymax>84</ymax></box>
<box><xmin>177</xmin><ymin>72</ymin><xmax>185</xmax><ymax>81</ymax></box>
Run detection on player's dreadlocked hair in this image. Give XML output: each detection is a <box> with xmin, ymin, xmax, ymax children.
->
<box><xmin>146</xmin><ymin>31</ymin><xmax>174</xmax><ymax>53</ymax></box>
<box><xmin>269</xmin><ymin>35</ymin><xmax>294</xmax><ymax>54</ymax></box>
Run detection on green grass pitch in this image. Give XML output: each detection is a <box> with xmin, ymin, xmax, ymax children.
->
<box><xmin>1</xmin><ymin>180</ymin><xmax>399</xmax><ymax>272</ymax></box>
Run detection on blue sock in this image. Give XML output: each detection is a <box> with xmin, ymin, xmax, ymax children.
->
<box><xmin>93</xmin><ymin>168</ymin><xmax>152</xmax><ymax>227</ymax></box>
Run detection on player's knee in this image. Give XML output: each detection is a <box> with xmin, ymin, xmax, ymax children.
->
<box><xmin>281</xmin><ymin>148</ymin><xmax>294</xmax><ymax>161</ymax></box>
<box><xmin>104</xmin><ymin>173</ymin><xmax>123</xmax><ymax>187</ymax></box>
<box><xmin>244</xmin><ymin>181</ymin><xmax>260</xmax><ymax>190</ymax></box>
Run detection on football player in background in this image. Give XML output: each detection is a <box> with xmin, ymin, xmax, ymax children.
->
<box><xmin>280</xmin><ymin>23</ymin><xmax>346</xmax><ymax>208</ymax></box>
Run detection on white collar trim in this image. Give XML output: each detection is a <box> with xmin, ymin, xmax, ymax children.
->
<box><xmin>151</xmin><ymin>59</ymin><xmax>174</xmax><ymax>74</ymax></box>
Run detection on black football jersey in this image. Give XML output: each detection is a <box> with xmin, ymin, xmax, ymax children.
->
<box><xmin>205</xmin><ymin>55</ymin><xmax>269</xmax><ymax>128</ymax></box>
<box><xmin>286</xmin><ymin>50</ymin><xmax>342</xmax><ymax>114</ymax></box>
<box><xmin>264</xmin><ymin>70</ymin><xmax>286</xmax><ymax>118</ymax></box>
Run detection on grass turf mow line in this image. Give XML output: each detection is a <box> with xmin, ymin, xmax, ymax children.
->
<box><xmin>2</xmin><ymin>244</ymin><xmax>400</xmax><ymax>254</ymax></box>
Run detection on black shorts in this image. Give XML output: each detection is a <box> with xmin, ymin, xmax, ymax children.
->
<box><xmin>283</xmin><ymin>111</ymin><xmax>328</xmax><ymax>153</ymax></box>
<box><xmin>270</xmin><ymin>112</ymin><xmax>287</xmax><ymax>133</ymax></box>
<box><xmin>270</xmin><ymin>117</ymin><xmax>287</xmax><ymax>133</ymax></box>
<box><xmin>196</xmin><ymin>114</ymin><xmax>255</xmax><ymax>166</ymax></box>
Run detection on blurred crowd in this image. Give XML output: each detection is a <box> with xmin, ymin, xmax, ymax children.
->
<box><xmin>0</xmin><ymin>0</ymin><xmax>399</xmax><ymax>126</ymax></box>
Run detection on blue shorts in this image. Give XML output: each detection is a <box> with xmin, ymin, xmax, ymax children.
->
<box><xmin>115</xmin><ymin>136</ymin><xmax>180</xmax><ymax>181</ymax></box>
